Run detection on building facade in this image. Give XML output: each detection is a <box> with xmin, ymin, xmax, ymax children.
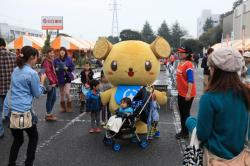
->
<box><xmin>197</xmin><ymin>10</ymin><xmax>220</xmax><ymax>38</ymax></box>
<box><xmin>0</xmin><ymin>23</ymin><xmax>43</xmax><ymax>42</ymax></box>
<box><xmin>223</xmin><ymin>0</ymin><xmax>250</xmax><ymax>41</ymax></box>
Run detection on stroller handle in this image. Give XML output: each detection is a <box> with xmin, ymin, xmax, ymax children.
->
<box><xmin>137</xmin><ymin>85</ymin><xmax>155</xmax><ymax>118</ymax></box>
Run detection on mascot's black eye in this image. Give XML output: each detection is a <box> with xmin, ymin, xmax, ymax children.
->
<box><xmin>145</xmin><ymin>61</ymin><xmax>152</xmax><ymax>71</ymax></box>
<box><xmin>111</xmin><ymin>61</ymin><xmax>118</xmax><ymax>71</ymax></box>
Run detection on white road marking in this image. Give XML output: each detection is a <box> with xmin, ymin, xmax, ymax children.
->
<box><xmin>36</xmin><ymin>112</ymin><xmax>87</xmax><ymax>153</ymax></box>
<box><xmin>171</xmin><ymin>98</ymin><xmax>188</xmax><ymax>154</ymax></box>
<box><xmin>39</xmin><ymin>118</ymin><xmax>175</xmax><ymax>125</ymax></box>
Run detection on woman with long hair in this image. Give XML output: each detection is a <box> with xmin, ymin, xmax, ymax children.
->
<box><xmin>175</xmin><ymin>46</ymin><xmax>196</xmax><ymax>139</ymax></box>
<box><xmin>3</xmin><ymin>46</ymin><xmax>46</xmax><ymax>166</ymax></box>
<box><xmin>186</xmin><ymin>48</ymin><xmax>250</xmax><ymax>163</ymax></box>
<box><xmin>54</xmin><ymin>47</ymin><xmax>75</xmax><ymax>113</ymax></box>
<box><xmin>42</xmin><ymin>48</ymin><xmax>58</xmax><ymax>121</ymax></box>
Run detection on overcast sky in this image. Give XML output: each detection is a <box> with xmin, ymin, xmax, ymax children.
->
<box><xmin>0</xmin><ymin>0</ymin><xmax>236</xmax><ymax>41</ymax></box>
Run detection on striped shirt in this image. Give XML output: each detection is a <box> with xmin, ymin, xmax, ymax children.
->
<box><xmin>0</xmin><ymin>48</ymin><xmax>16</xmax><ymax>95</ymax></box>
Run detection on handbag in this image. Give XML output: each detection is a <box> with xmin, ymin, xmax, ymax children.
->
<box><xmin>183</xmin><ymin>128</ymin><xmax>203</xmax><ymax>166</ymax></box>
<box><xmin>8</xmin><ymin>79</ymin><xmax>33</xmax><ymax>129</ymax></box>
<box><xmin>9</xmin><ymin>111</ymin><xmax>32</xmax><ymax>129</ymax></box>
<box><xmin>204</xmin><ymin>115</ymin><xmax>250</xmax><ymax>166</ymax></box>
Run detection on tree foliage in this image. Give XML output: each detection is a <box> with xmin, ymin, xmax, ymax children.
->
<box><xmin>171</xmin><ymin>21</ymin><xmax>187</xmax><ymax>50</ymax></box>
<box><xmin>199</xmin><ymin>23</ymin><xmax>222</xmax><ymax>48</ymax></box>
<box><xmin>42</xmin><ymin>32</ymin><xmax>51</xmax><ymax>55</ymax></box>
<box><xmin>182</xmin><ymin>39</ymin><xmax>203</xmax><ymax>54</ymax></box>
<box><xmin>157</xmin><ymin>20</ymin><xmax>171</xmax><ymax>42</ymax></box>
<box><xmin>203</xmin><ymin>17</ymin><xmax>214</xmax><ymax>32</ymax></box>
<box><xmin>107</xmin><ymin>36</ymin><xmax>119</xmax><ymax>44</ymax></box>
<box><xmin>120</xmin><ymin>29</ymin><xmax>141</xmax><ymax>41</ymax></box>
<box><xmin>141</xmin><ymin>21</ymin><xmax>156</xmax><ymax>43</ymax></box>
<box><xmin>233</xmin><ymin>0</ymin><xmax>243</xmax><ymax>10</ymax></box>
<box><xmin>109</xmin><ymin>20</ymin><xmax>187</xmax><ymax>50</ymax></box>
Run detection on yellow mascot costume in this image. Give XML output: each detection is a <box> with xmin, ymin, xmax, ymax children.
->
<box><xmin>93</xmin><ymin>36</ymin><xmax>170</xmax><ymax>133</ymax></box>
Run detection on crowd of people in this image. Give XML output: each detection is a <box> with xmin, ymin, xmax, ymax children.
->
<box><xmin>1</xmin><ymin>34</ymin><xmax>250</xmax><ymax>165</ymax></box>
<box><xmin>171</xmin><ymin>45</ymin><xmax>250</xmax><ymax>164</ymax></box>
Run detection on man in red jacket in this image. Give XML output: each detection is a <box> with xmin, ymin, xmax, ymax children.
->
<box><xmin>42</xmin><ymin>48</ymin><xmax>58</xmax><ymax>121</ymax></box>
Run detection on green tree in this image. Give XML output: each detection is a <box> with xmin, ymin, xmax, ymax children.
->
<box><xmin>203</xmin><ymin>17</ymin><xmax>214</xmax><ymax>32</ymax></box>
<box><xmin>199</xmin><ymin>29</ymin><xmax>214</xmax><ymax>48</ymax></box>
<box><xmin>171</xmin><ymin>21</ymin><xmax>187</xmax><ymax>50</ymax></box>
<box><xmin>211</xmin><ymin>24</ymin><xmax>223</xmax><ymax>44</ymax></box>
<box><xmin>141</xmin><ymin>21</ymin><xmax>156</xmax><ymax>43</ymax></box>
<box><xmin>157</xmin><ymin>20</ymin><xmax>171</xmax><ymax>43</ymax></box>
<box><xmin>199</xmin><ymin>23</ymin><xmax>222</xmax><ymax>48</ymax></box>
<box><xmin>120</xmin><ymin>29</ymin><xmax>141</xmax><ymax>41</ymax></box>
<box><xmin>107</xmin><ymin>36</ymin><xmax>119</xmax><ymax>44</ymax></box>
<box><xmin>42</xmin><ymin>32</ymin><xmax>51</xmax><ymax>55</ymax></box>
<box><xmin>233</xmin><ymin>0</ymin><xmax>243</xmax><ymax>10</ymax></box>
<box><xmin>182</xmin><ymin>39</ymin><xmax>203</xmax><ymax>54</ymax></box>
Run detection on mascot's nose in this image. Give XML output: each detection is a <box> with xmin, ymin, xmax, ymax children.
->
<box><xmin>129</xmin><ymin>68</ymin><xmax>133</xmax><ymax>72</ymax></box>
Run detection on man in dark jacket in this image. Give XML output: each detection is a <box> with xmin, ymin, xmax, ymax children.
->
<box><xmin>201</xmin><ymin>48</ymin><xmax>214</xmax><ymax>91</ymax></box>
<box><xmin>0</xmin><ymin>38</ymin><xmax>16</xmax><ymax>138</ymax></box>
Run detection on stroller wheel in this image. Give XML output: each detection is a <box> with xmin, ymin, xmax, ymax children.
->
<box><xmin>139</xmin><ymin>139</ymin><xmax>149</xmax><ymax>149</ymax></box>
<box><xmin>103</xmin><ymin>137</ymin><xmax>113</xmax><ymax>145</ymax></box>
<box><xmin>113</xmin><ymin>143</ymin><xmax>121</xmax><ymax>152</ymax></box>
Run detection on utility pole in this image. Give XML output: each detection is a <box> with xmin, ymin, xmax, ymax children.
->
<box><xmin>111</xmin><ymin>0</ymin><xmax>119</xmax><ymax>37</ymax></box>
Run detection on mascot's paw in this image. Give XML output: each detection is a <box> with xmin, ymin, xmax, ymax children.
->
<box><xmin>135</xmin><ymin>121</ymin><xmax>148</xmax><ymax>134</ymax></box>
<box><xmin>154</xmin><ymin>90</ymin><xmax>167</xmax><ymax>105</ymax></box>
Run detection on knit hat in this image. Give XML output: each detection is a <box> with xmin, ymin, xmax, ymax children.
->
<box><xmin>208</xmin><ymin>48</ymin><xmax>244</xmax><ymax>72</ymax></box>
<box><xmin>243</xmin><ymin>51</ymin><xmax>250</xmax><ymax>58</ymax></box>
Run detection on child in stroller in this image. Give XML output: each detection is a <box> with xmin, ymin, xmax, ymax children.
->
<box><xmin>103</xmin><ymin>86</ymin><xmax>154</xmax><ymax>151</ymax></box>
<box><xmin>116</xmin><ymin>97</ymin><xmax>134</xmax><ymax>118</ymax></box>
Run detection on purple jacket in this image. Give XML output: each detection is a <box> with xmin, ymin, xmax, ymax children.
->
<box><xmin>54</xmin><ymin>56</ymin><xmax>75</xmax><ymax>86</ymax></box>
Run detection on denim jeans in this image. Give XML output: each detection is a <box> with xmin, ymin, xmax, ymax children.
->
<box><xmin>46</xmin><ymin>87</ymin><xmax>56</xmax><ymax>114</ymax></box>
<box><xmin>0</xmin><ymin>95</ymin><xmax>6</xmax><ymax>136</ymax></box>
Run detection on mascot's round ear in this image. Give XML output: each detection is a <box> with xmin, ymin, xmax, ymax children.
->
<box><xmin>93</xmin><ymin>37</ymin><xmax>113</xmax><ymax>60</ymax></box>
<box><xmin>150</xmin><ymin>36</ymin><xmax>171</xmax><ymax>59</ymax></box>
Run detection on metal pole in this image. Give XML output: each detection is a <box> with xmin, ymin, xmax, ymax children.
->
<box><xmin>241</xmin><ymin>3</ymin><xmax>244</xmax><ymax>50</ymax></box>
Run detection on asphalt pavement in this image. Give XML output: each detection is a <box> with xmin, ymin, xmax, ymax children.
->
<box><xmin>0</xmin><ymin>66</ymin><xmax>204</xmax><ymax>166</ymax></box>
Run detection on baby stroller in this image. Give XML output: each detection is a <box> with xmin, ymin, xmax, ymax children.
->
<box><xmin>103</xmin><ymin>85</ymin><xmax>154</xmax><ymax>152</ymax></box>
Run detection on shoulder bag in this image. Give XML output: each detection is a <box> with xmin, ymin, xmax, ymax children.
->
<box><xmin>8</xmin><ymin>79</ymin><xmax>33</xmax><ymax>129</ymax></box>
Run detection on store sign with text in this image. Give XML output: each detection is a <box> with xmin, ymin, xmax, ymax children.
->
<box><xmin>41</xmin><ymin>16</ymin><xmax>63</xmax><ymax>30</ymax></box>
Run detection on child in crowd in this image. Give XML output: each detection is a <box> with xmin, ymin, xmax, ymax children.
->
<box><xmin>86</xmin><ymin>79</ymin><xmax>102</xmax><ymax>133</ymax></box>
<box><xmin>147</xmin><ymin>95</ymin><xmax>160</xmax><ymax>140</ymax></box>
<box><xmin>99</xmin><ymin>71</ymin><xmax>113</xmax><ymax>125</ymax></box>
<box><xmin>80</xmin><ymin>62</ymin><xmax>94</xmax><ymax>113</ymax></box>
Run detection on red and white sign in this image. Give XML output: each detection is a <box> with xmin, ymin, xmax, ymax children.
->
<box><xmin>41</xmin><ymin>16</ymin><xmax>63</xmax><ymax>30</ymax></box>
